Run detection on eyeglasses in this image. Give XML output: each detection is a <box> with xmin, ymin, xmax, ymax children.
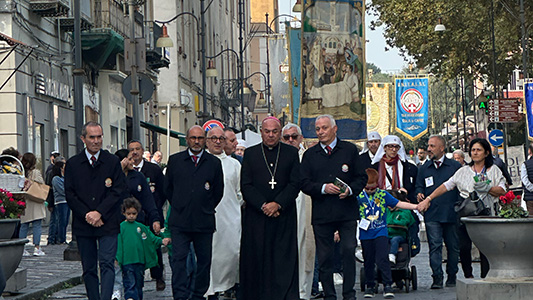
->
<box><xmin>188</xmin><ymin>136</ymin><xmax>205</xmax><ymax>141</ymax></box>
<box><xmin>208</xmin><ymin>136</ymin><xmax>226</xmax><ymax>142</ymax></box>
<box><xmin>282</xmin><ymin>134</ymin><xmax>300</xmax><ymax>141</ymax></box>
<box><xmin>385</xmin><ymin>144</ymin><xmax>400</xmax><ymax>150</ymax></box>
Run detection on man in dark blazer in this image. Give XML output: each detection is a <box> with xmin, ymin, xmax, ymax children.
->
<box><xmin>416</xmin><ymin>135</ymin><xmax>461</xmax><ymax>289</ymax></box>
<box><xmin>359</xmin><ymin>131</ymin><xmax>381</xmax><ymax>171</ymax></box>
<box><xmin>165</xmin><ymin>125</ymin><xmax>224</xmax><ymax>300</ymax></box>
<box><xmin>128</xmin><ymin>139</ymin><xmax>167</xmax><ymax>290</ymax></box>
<box><xmin>64</xmin><ymin>121</ymin><xmax>127</xmax><ymax>300</ymax></box>
<box><xmin>301</xmin><ymin>115</ymin><xmax>368</xmax><ymax>300</ymax></box>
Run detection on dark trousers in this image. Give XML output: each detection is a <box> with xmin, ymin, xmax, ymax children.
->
<box><xmin>48</xmin><ymin>208</ymin><xmax>59</xmax><ymax>244</ymax></box>
<box><xmin>426</xmin><ymin>221</ymin><xmax>459</xmax><ymax>280</ymax></box>
<box><xmin>56</xmin><ymin>203</ymin><xmax>70</xmax><ymax>243</ymax></box>
<box><xmin>77</xmin><ymin>234</ymin><xmax>118</xmax><ymax>300</ymax></box>
<box><xmin>170</xmin><ymin>230</ymin><xmax>213</xmax><ymax>300</ymax></box>
<box><xmin>122</xmin><ymin>263</ymin><xmax>144</xmax><ymax>300</ymax></box>
<box><xmin>313</xmin><ymin>221</ymin><xmax>357</xmax><ymax>300</ymax></box>
<box><xmin>150</xmin><ymin>247</ymin><xmax>164</xmax><ymax>280</ymax></box>
<box><xmin>457</xmin><ymin>222</ymin><xmax>489</xmax><ymax>278</ymax></box>
<box><xmin>361</xmin><ymin>236</ymin><xmax>393</xmax><ymax>288</ymax></box>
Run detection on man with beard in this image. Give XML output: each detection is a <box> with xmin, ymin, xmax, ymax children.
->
<box><xmin>128</xmin><ymin>139</ymin><xmax>167</xmax><ymax>290</ymax></box>
<box><xmin>204</xmin><ymin>126</ymin><xmax>242</xmax><ymax>299</ymax></box>
<box><xmin>359</xmin><ymin>131</ymin><xmax>381</xmax><ymax>171</ymax></box>
<box><xmin>165</xmin><ymin>125</ymin><xmax>224</xmax><ymax>300</ymax></box>
<box><xmin>240</xmin><ymin>117</ymin><xmax>300</xmax><ymax>300</ymax></box>
<box><xmin>301</xmin><ymin>115</ymin><xmax>367</xmax><ymax>300</ymax></box>
<box><xmin>416</xmin><ymin>135</ymin><xmax>461</xmax><ymax>289</ymax></box>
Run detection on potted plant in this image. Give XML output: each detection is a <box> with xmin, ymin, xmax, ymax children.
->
<box><xmin>461</xmin><ymin>191</ymin><xmax>532</xmax><ymax>278</ymax></box>
<box><xmin>0</xmin><ymin>188</ymin><xmax>26</xmax><ymax>239</ymax></box>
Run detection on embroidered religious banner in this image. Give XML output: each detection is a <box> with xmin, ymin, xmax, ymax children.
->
<box><xmin>365</xmin><ymin>82</ymin><xmax>390</xmax><ymax>139</ymax></box>
<box><xmin>269</xmin><ymin>34</ymin><xmax>290</xmax><ymax>116</ymax></box>
<box><xmin>395</xmin><ymin>77</ymin><xmax>429</xmax><ymax>141</ymax></box>
<box><xmin>525</xmin><ymin>81</ymin><xmax>533</xmax><ymax>141</ymax></box>
<box><xmin>299</xmin><ymin>0</ymin><xmax>366</xmax><ymax>141</ymax></box>
<box><xmin>288</xmin><ymin>26</ymin><xmax>301</xmax><ymax>122</ymax></box>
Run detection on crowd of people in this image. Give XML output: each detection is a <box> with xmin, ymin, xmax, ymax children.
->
<box><xmin>3</xmin><ymin>114</ymin><xmax>523</xmax><ymax>300</ymax></box>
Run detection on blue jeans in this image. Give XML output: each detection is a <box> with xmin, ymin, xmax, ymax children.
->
<box><xmin>19</xmin><ymin>219</ymin><xmax>43</xmax><ymax>246</ymax></box>
<box><xmin>425</xmin><ymin>221</ymin><xmax>459</xmax><ymax>280</ymax></box>
<box><xmin>389</xmin><ymin>235</ymin><xmax>406</xmax><ymax>255</ymax></box>
<box><xmin>55</xmin><ymin>203</ymin><xmax>70</xmax><ymax>243</ymax></box>
<box><xmin>48</xmin><ymin>208</ymin><xmax>59</xmax><ymax>244</ymax></box>
<box><xmin>77</xmin><ymin>234</ymin><xmax>118</xmax><ymax>300</ymax></box>
<box><xmin>122</xmin><ymin>263</ymin><xmax>144</xmax><ymax>300</ymax></box>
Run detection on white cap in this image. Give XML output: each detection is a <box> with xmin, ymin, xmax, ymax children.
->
<box><xmin>237</xmin><ymin>139</ymin><xmax>247</xmax><ymax>148</ymax></box>
<box><xmin>360</xmin><ymin>131</ymin><xmax>382</xmax><ymax>154</ymax></box>
<box><xmin>371</xmin><ymin>135</ymin><xmax>407</xmax><ymax>164</ymax></box>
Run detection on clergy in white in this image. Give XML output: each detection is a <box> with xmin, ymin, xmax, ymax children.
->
<box><xmin>204</xmin><ymin>126</ymin><xmax>243</xmax><ymax>297</ymax></box>
<box><xmin>282</xmin><ymin>123</ymin><xmax>315</xmax><ymax>300</ymax></box>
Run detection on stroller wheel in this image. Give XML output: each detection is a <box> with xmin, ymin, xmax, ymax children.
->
<box><xmin>411</xmin><ymin>265</ymin><xmax>418</xmax><ymax>290</ymax></box>
<box><xmin>405</xmin><ymin>277</ymin><xmax>410</xmax><ymax>293</ymax></box>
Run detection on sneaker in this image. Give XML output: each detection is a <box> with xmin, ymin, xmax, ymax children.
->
<box><xmin>364</xmin><ymin>286</ymin><xmax>376</xmax><ymax>298</ymax></box>
<box><xmin>112</xmin><ymin>290</ymin><xmax>122</xmax><ymax>300</ymax></box>
<box><xmin>23</xmin><ymin>249</ymin><xmax>31</xmax><ymax>257</ymax></box>
<box><xmin>356</xmin><ymin>249</ymin><xmax>364</xmax><ymax>262</ymax></box>
<box><xmin>431</xmin><ymin>278</ymin><xmax>443</xmax><ymax>289</ymax></box>
<box><xmin>383</xmin><ymin>285</ymin><xmax>395</xmax><ymax>299</ymax></box>
<box><xmin>33</xmin><ymin>247</ymin><xmax>45</xmax><ymax>256</ymax></box>
<box><xmin>388</xmin><ymin>254</ymin><xmax>396</xmax><ymax>264</ymax></box>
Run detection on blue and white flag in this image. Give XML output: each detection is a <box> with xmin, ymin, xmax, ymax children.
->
<box><xmin>525</xmin><ymin>82</ymin><xmax>533</xmax><ymax>140</ymax></box>
<box><xmin>395</xmin><ymin>78</ymin><xmax>429</xmax><ymax>140</ymax></box>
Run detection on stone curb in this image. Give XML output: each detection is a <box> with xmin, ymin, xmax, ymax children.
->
<box><xmin>6</xmin><ymin>272</ymin><xmax>82</xmax><ymax>300</ymax></box>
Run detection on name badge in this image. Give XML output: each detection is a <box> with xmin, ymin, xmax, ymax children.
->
<box><xmin>425</xmin><ymin>176</ymin><xmax>434</xmax><ymax>187</ymax></box>
<box><xmin>359</xmin><ymin>219</ymin><xmax>370</xmax><ymax>231</ymax></box>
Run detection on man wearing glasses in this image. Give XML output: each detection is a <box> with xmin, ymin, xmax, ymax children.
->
<box><xmin>204</xmin><ymin>126</ymin><xmax>243</xmax><ymax>299</ymax></box>
<box><xmin>165</xmin><ymin>125</ymin><xmax>224</xmax><ymax>300</ymax></box>
<box><xmin>281</xmin><ymin>123</ymin><xmax>315</xmax><ymax>300</ymax></box>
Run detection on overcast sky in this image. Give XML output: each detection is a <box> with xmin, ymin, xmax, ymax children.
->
<box><xmin>277</xmin><ymin>0</ymin><xmax>407</xmax><ymax>73</ymax></box>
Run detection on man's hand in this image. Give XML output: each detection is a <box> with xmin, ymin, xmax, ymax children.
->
<box><xmin>120</xmin><ymin>157</ymin><xmax>129</xmax><ymax>170</ymax></box>
<box><xmin>162</xmin><ymin>238</ymin><xmax>171</xmax><ymax>246</ymax></box>
<box><xmin>418</xmin><ymin>199</ymin><xmax>431</xmax><ymax>212</ymax></box>
<box><xmin>86</xmin><ymin>211</ymin><xmax>102</xmax><ymax>226</ymax></box>
<box><xmin>416</xmin><ymin>193</ymin><xmax>425</xmax><ymax>203</ymax></box>
<box><xmin>153</xmin><ymin>221</ymin><xmax>161</xmax><ymax>234</ymax></box>
<box><xmin>93</xmin><ymin>219</ymin><xmax>104</xmax><ymax>227</ymax></box>
<box><xmin>334</xmin><ymin>231</ymin><xmax>340</xmax><ymax>243</ymax></box>
<box><xmin>262</xmin><ymin>202</ymin><xmax>280</xmax><ymax>217</ymax></box>
<box><xmin>339</xmin><ymin>189</ymin><xmax>350</xmax><ymax>199</ymax></box>
<box><xmin>324</xmin><ymin>183</ymin><xmax>341</xmax><ymax>194</ymax></box>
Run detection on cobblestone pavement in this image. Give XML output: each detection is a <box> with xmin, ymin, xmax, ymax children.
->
<box><xmin>3</xmin><ymin>226</ymin><xmax>481</xmax><ymax>300</ymax></box>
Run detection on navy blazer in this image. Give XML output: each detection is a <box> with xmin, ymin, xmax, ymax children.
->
<box><xmin>165</xmin><ymin>149</ymin><xmax>224</xmax><ymax>233</ymax></box>
<box><xmin>65</xmin><ymin>150</ymin><xmax>127</xmax><ymax>237</ymax></box>
<box><xmin>125</xmin><ymin>171</ymin><xmax>159</xmax><ymax>225</ymax></box>
<box><xmin>140</xmin><ymin>160</ymin><xmax>167</xmax><ymax>222</ymax></box>
<box><xmin>415</xmin><ymin>157</ymin><xmax>461</xmax><ymax>223</ymax></box>
<box><xmin>301</xmin><ymin>140</ymin><xmax>368</xmax><ymax>225</ymax></box>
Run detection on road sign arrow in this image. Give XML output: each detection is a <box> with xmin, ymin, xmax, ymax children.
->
<box><xmin>490</xmin><ymin>135</ymin><xmax>503</xmax><ymax>142</ymax></box>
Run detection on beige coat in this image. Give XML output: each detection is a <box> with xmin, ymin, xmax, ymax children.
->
<box><xmin>20</xmin><ymin>169</ymin><xmax>46</xmax><ymax>223</ymax></box>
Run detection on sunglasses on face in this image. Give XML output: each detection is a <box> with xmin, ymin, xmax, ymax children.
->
<box><xmin>282</xmin><ymin>134</ymin><xmax>300</xmax><ymax>141</ymax></box>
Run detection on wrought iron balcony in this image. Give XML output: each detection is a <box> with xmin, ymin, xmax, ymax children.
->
<box><xmin>30</xmin><ymin>0</ymin><xmax>69</xmax><ymax>17</ymax></box>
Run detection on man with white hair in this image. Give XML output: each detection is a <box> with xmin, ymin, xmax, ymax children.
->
<box><xmin>204</xmin><ymin>126</ymin><xmax>242</xmax><ymax>299</ymax></box>
<box><xmin>360</xmin><ymin>131</ymin><xmax>381</xmax><ymax>171</ymax></box>
<box><xmin>282</xmin><ymin>123</ymin><xmax>314</xmax><ymax>300</ymax></box>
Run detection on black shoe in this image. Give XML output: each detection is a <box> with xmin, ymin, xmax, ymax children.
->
<box><xmin>431</xmin><ymin>279</ymin><xmax>443</xmax><ymax>289</ymax></box>
<box><xmin>383</xmin><ymin>285</ymin><xmax>395</xmax><ymax>299</ymax></box>
<box><xmin>364</xmin><ymin>286</ymin><xmax>376</xmax><ymax>298</ymax></box>
<box><xmin>156</xmin><ymin>278</ymin><xmax>166</xmax><ymax>291</ymax></box>
<box><xmin>310</xmin><ymin>291</ymin><xmax>325</xmax><ymax>299</ymax></box>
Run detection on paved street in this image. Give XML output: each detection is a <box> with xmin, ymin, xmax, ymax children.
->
<box><xmin>2</xmin><ymin>226</ymin><xmax>481</xmax><ymax>300</ymax></box>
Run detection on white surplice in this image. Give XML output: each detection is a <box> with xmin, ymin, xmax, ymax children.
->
<box><xmin>206</xmin><ymin>152</ymin><xmax>243</xmax><ymax>296</ymax></box>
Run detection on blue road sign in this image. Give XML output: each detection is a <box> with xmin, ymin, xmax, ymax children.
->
<box><xmin>488</xmin><ymin>129</ymin><xmax>504</xmax><ymax>147</ymax></box>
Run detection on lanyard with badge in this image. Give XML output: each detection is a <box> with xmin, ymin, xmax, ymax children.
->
<box><xmin>359</xmin><ymin>190</ymin><xmax>376</xmax><ymax>231</ymax></box>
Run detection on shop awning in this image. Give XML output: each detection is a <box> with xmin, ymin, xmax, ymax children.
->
<box><xmin>140</xmin><ymin>121</ymin><xmax>187</xmax><ymax>146</ymax></box>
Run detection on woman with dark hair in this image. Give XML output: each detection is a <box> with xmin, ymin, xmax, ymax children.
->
<box><xmin>419</xmin><ymin>138</ymin><xmax>506</xmax><ymax>278</ymax></box>
<box><xmin>20</xmin><ymin>152</ymin><xmax>47</xmax><ymax>256</ymax></box>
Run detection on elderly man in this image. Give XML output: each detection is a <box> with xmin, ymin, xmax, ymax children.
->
<box><xmin>301</xmin><ymin>115</ymin><xmax>367</xmax><ymax>300</ymax></box>
<box><xmin>128</xmin><ymin>139</ymin><xmax>167</xmax><ymax>290</ymax></box>
<box><xmin>359</xmin><ymin>131</ymin><xmax>381</xmax><ymax>171</ymax></box>
<box><xmin>64</xmin><ymin>121</ymin><xmax>127</xmax><ymax>300</ymax></box>
<box><xmin>282</xmin><ymin>122</ymin><xmax>315</xmax><ymax>300</ymax></box>
<box><xmin>416</xmin><ymin>135</ymin><xmax>461</xmax><ymax>289</ymax></box>
<box><xmin>240</xmin><ymin>117</ymin><xmax>300</xmax><ymax>300</ymax></box>
<box><xmin>165</xmin><ymin>125</ymin><xmax>224</xmax><ymax>300</ymax></box>
<box><xmin>204</xmin><ymin>126</ymin><xmax>242</xmax><ymax>299</ymax></box>
<box><xmin>452</xmin><ymin>150</ymin><xmax>466</xmax><ymax>166</ymax></box>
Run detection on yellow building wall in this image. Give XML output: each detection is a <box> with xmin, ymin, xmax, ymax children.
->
<box><xmin>250</xmin><ymin>0</ymin><xmax>278</xmax><ymax>29</ymax></box>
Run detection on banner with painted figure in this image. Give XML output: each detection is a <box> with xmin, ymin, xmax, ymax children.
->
<box><xmin>288</xmin><ymin>27</ymin><xmax>301</xmax><ymax>122</ymax></box>
<box><xmin>299</xmin><ymin>0</ymin><xmax>366</xmax><ymax>140</ymax></box>
<box><xmin>395</xmin><ymin>77</ymin><xmax>429</xmax><ymax>140</ymax></box>
<box><xmin>269</xmin><ymin>34</ymin><xmax>290</xmax><ymax>116</ymax></box>
<box><xmin>525</xmin><ymin>81</ymin><xmax>533</xmax><ymax>141</ymax></box>
<box><xmin>365</xmin><ymin>83</ymin><xmax>390</xmax><ymax>139</ymax></box>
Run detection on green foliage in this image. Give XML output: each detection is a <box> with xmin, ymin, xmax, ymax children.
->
<box><xmin>368</xmin><ymin>0</ymin><xmax>533</xmax><ymax>85</ymax></box>
<box><xmin>499</xmin><ymin>203</ymin><xmax>529</xmax><ymax>219</ymax></box>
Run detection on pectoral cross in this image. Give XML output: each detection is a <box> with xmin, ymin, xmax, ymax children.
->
<box><xmin>269</xmin><ymin>177</ymin><xmax>277</xmax><ymax>189</ymax></box>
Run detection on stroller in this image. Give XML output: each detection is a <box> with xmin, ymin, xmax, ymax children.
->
<box><xmin>360</xmin><ymin>222</ymin><xmax>419</xmax><ymax>293</ymax></box>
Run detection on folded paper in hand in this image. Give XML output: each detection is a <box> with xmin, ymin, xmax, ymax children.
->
<box><xmin>334</xmin><ymin>177</ymin><xmax>349</xmax><ymax>194</ymax></box>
